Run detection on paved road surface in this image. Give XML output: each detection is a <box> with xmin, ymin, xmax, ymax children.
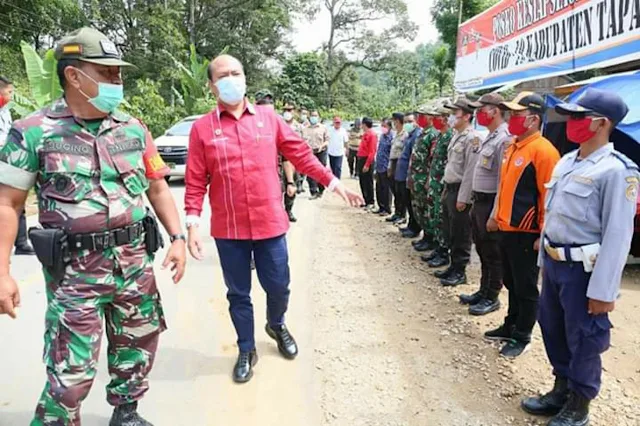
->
<box><xmin>0</xmin><ymin>182</ymin><xmax>321</xmax><ymax>426</ymax></box>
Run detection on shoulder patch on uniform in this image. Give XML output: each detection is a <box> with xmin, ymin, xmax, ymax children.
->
<box><xmin>626</xmin><ymin>176</ymin><xmax>639</xmax><ymax>184</ymax></box>
<box><xmin>612</xmin><ymin>151</ymin><xmax>639</xmax><ymax>170</ymax></box>
<box><xmin>626</xmin><ymin>183</ymin><xmax>638</xmax><ymax>201</ymax></box>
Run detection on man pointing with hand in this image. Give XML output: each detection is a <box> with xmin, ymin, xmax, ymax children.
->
<box><xmin>184</xmin><ymin>54</ymin><xmax>363</xmax><ymax>384</ymax></box>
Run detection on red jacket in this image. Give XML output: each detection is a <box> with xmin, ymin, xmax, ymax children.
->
<box><xmin>185</xmin><ymin>101</ymin><xmax>335</xmax><ymax>240</ymax></box>
<box><xmin>357</xmin><ymin>128</ymin><xmax>378</xmax><ymax>169</ymax></box>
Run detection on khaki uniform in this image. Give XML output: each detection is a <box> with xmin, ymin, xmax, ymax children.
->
<box><xmin>442</xmin><ymin>126</ymin><xmax>481</xmax><ymax>271</ymax></box>
<box><xmin>301</xmin><ymin>124</ymin><xmax>329</xmax><ymax>195</ymax></box>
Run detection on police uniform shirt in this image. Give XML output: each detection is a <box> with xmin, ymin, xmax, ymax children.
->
<box><xmin>472</xmin><ymin>122</ymin><xmax>511</xmax><ymax>193</ymax></box>
<box><xmin>443</xmin><ymin>127</ymin><xmax>481</xmax><ymax>204</ymax></box>
<box><xmin>540</xmin><ymin>143</ymin><xmax>640</xmax><ymax>302</ymax></box>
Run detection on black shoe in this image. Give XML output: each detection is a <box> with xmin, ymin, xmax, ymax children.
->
<box><xmin>484</xmin><ymin>324</ymin><xmax>513</xmax><ymax>341</ymax></box>
<box><xmin>401</xmin><ymin>229</ymin><xmax>420</xmax><ymax>239</ymax></box>
<box><xmin>372</xmin><ymin>208</ymin><xmax>385</xmax><ymax>214</ymax></box>
<box><xmin>433</xmin><ymin>266</ymin><xmax>453</xmax><ymax>279</ymax></box>
<box><xmin>393</xmin><ymin>217</ymin><xmax>407</xmax><ymax>225</ymax></box>
<box><xmin>414</xmin><ymin>240</ymin><xmax>437</xmax><ymax>252</ymax></box>
<box><xmin>500</xmin><ymin>338</ymin><xmax>530</xmax><ymax>358</ymax></box>
<box><xmin>386</xmin><ymin>214</ymin><xmax>400</xmax><ymax>222</ymax></box>
<box><xmin>109</xmin><ymin>402</ymin><xmax>153</xmax><ymax>426</ymax></box>
<box><xmin>428</xmin><ymin>255</ymin><xmax>450</xmax><ymax>269</ymax></box>
<box><xmin>522</xmin><ymin>376</ymin><xmax>569</xmax><ymax>417</ymax></box>
<box><xmin>14</xmin><ymin>243</ymin><xmax>35</xmax><ymax>255</ymax></box>
<box><xmin>233</xmin><ymin>349</ymin><xmax>258</xmax><ymax>383</ymax></box>
<box><xmin>265</xmin><ymin>323</ymin><xmax>298</xmax><ymax>360</ymax></box>
<box><xmin>441</xmin><ymin>270</ymin><xmax>466</xmax><ymax>287</ymax></box>
<box><xmin>421</xmin><ymin>249</ymin><xmax>441</xmax><ymax>263</ymax></box>
<box><xmin>378</xmin><ymin>210</ymin><xmax>392</xmax><ymax>216</ymax></box>
<box><xmin>287</xmin><ymin>211</ymin><xmax>297</xmax><ymax>223</ymax></box>
<box><xmin>310</xmin><ymin>193</ymin><xmax>320</xmax><ymax>200</ymax></box>
<box><xmin>411</xmin><ymin>237</ymin><xmax>427</xmax><ymax>247</ymax></box>
<box><xmin>459</xmin><ymin>291</ymin><xmax>483</xmax><ymax>305</ymax></box>
<box><xmin>469</xmin><ymin>298</ymin><xmax>501</xmax><ymax>316</ymax></box>
<box><xmin>547</xmin><ymin>391</ymin><xmax>590</xmax><ymax>426</ymax></box>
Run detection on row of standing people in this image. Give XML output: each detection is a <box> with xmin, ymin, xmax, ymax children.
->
<box><xmin>358</xmin><ymin>90</ymin><xmax>639</xmax><ymax>426</ymax></box>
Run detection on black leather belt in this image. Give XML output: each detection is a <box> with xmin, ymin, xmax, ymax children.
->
<box><xmin>472</xmin><ymin>191</ymin><xmax>496</xmax><ymax>202</ymax></box>
<box><xmin>445</xmin><ymin>182</ymin><xmax>461</xmax><ymax>190</ymax></box>
<box><xmin>67</xmin><ymin>221</ymin><xmax>145</xmax><ymax>251</ymax></box>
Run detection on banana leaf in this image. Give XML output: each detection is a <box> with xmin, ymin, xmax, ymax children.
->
<box><xmin>20</xmin><ymin>41</ymin><xmax>44</xmax><ymax>105</ymax></box>
<box><xmin>42</xmin><ymin>49</ymin><xmax>63</xmax><ymax>104</ymax></box>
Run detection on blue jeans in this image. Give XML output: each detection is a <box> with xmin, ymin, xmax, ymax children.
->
<box><xmin>329</xmin><ymin>155</ymin><xmax>343</xmax><ymax>179</ymax></box>
<box><xmin>215</xmin><ymin>235</ymin><xmax>290</xmax><ymax>353</ymax></box>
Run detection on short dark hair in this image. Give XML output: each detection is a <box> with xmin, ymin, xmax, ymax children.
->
<box><xmin>392</xmin><ymin>112</ymin><xmax>404</xmax><ymax>123</ymax></box>
<box><xmin>207</xmin><ymin>63</ymin><xmax>213</xmax><ymax>81</ymax></box>
<box><xmin>57</xmin><ymin>59</ymin><xmax>81</xmax><ymax>89</ymax></box>
<box><xmin>382</xmin><ymin>118</ymin><xmax>393</xmax><ymax>128</ymax></box>
<box><xmin>531</xmin><ymin>112</ymin><xmax>544</xmax><ymax>128</ymax></box>
<box><xmin>0</xmin><ymin>76</ymin><xmax>13</xmax><ymax>88</ymax></box>
<box><xmin>362</xmin><ymin>117</ymin><xmax>373</xmax><ymax>128</ymax></box>
<box><xmin>256</xmin><ymin>98</ymin><xmax>273</xmax><ymax>106</ymax></box>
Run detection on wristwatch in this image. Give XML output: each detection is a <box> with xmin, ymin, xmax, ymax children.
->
<box><xmin>287</xmin><ymin>182</ymin><xmax>296</xmax><ymax>186</ymax></box>
<box><xmin>170</xmin><ymin>234</ymin><xmax>186</xmax><ymax>243</ymax></box>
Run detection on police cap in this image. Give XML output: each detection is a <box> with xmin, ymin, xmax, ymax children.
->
<box><xmin>556</xmin><ymin>87</ymin><xmax>629</xmax><ymax>126</ymax></box>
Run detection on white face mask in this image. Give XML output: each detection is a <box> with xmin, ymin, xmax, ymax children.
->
<box><xmin>283</xmin><ymin>111</ymin><xmax>293</xmax><ymax>121</ymax></box>
<box><xmin>447</xmin><ymin>115</ymin><xmax>457</xmax><ymax>128</ymax></box>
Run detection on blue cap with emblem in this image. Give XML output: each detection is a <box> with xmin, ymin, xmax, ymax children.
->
<box><xmin>556</xmin><ymin>88</ymin><xmax>629</xmax><ymax>126</ymax></box>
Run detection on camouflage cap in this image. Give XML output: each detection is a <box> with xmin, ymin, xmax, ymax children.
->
<box><xmin>445</xmin><ymin>97</ymin><xmax>476</xmax><ymax>114</ymax></box>
<box><xmin>55</xmin><ymin>27</ymin><xmax>132</xmax><ymax>67</ymax></box>
<box><xmin>434</xmin><ymin>100</ymin><xmax>454</xmax><ymax>115</ymax></box>
<box><xmin>468</xmin><ymin>93</ymin><xmax>505</xmax><ymax>108</ymax></box>
<box><xmin>255</xmin><ymin>89</ymin><xmax>274</xmax><ymax>102</ymax></box>
<box><xmin>417</xmin><ymin>103</ymin><xmax>439</xmax><ymax>116</ymax></box>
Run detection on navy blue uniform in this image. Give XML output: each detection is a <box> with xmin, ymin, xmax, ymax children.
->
<box><xmin>539</xmin><ymin>143</ymin><xmax>639</xmax><ymax>399</ymax></box>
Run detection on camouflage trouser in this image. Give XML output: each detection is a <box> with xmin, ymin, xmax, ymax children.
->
<box><xmin>411</xmin><ymin>176</ymin><xmax>429</xmax><ymax>234</ymax></box>
<box><xmin>32</xmin><ymin>244</ymin><xmax>166</xmax><ymax>426</ymax></box>
<box><xmin>425</xmin><ymin>179</ymin><xmax>446</xmax><ymax>248</ymax></box>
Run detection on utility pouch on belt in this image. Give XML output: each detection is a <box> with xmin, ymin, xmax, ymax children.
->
<box><xmin>28</xmin><ymin>227</ymin><xmax>68</xmax><ymax>284</ymax></box>
<box><xmin>142</xmin><ymin>210</ymin><xmax>164</xmax><ymax>256</ymax></box>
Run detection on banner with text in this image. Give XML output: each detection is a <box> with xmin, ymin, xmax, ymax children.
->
<box><xmin>454</xmin><ymin>0</ymin><xmax>640</xmax><ymax>91</ymax></box>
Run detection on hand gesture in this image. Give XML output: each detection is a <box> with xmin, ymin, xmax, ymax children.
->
<box><xmin>162</xmin><ymin>240</ymin><xmax>186</xmax><ymax>283</ymax></box>
<box><xmin>456</xmin><ymin>202</ymin><xmax>467</xmax><ymax>212</ymax></box>
<box><xmin>188</xmin><ymin>227</ymin><xmax>205</xmax><ymax>260</ymax></box>
<box><xmin>0</xmin><ymin>274</ymin><xmax>20</xmax><ymax>319</ymax></box>
<box><xmin>286</xmin><ymin>184</ymin><xmax>296</xmax><ymax>198</ymax></box>
<box><xmin>334</xmin><ymin>182</ymin><xmax>365</xmax><ymax>207</ymax></box>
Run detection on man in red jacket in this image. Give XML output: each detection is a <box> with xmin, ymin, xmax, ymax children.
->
<box><xmin>184</xmin><ymin>54</ymin><xmax>363</xmax><ymax>384</ymax></box>
<box><xmin>357</xmin><ymin>117</ymin><xmax>378</xmax><ymax>208</ymax></box>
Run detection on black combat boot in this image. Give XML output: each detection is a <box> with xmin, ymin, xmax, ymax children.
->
<box><xmin>287</xmin><ymin>210</ymin><xmax>297</xmax><ymax>223</ymax></box>
<box><xmin>414</xmin><ymin>239</ymin><xmax>437</xmax><ymax>252</ymax></box>
<box><xmin>459</xmin><ymin>290</ymin><xmax>483</xmax><ymax>305</ymax></box>
<box><xmin>441</xmin><ymin>269</ymin><xmax>466</xmax><ymax>286</ymax></box>
<box><xmin>522</xmin><ymin>376</ymin><xmax>569</xmax><ymax>416</ymax></box>
<box><xmin>469</xmin><ymin>298</ymin><xmax>501</xmax><ymax>316</ymax></box>
<box><xmin>547</xmin><ymin>391</ymin><xmax>590</xmax><ymax>426</ymax></box>
<box><xmin>428</xmin><ymin>253</ymin><xmax>450</xmax><ymax>269</ymax></box>
<box><xmin>109</xmin><ymin>402</ymin><xmax>153</xmax><ymax>426</ymax></box>
<box><xmin>233</xmin><ymin>349</ymin><xmax>259</xmax><ymax>383</ymax></box>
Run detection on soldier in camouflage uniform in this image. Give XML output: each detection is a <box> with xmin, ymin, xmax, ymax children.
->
<box><xmin>0</xmin><ymin>28</ymin><xmax>186</xmax><ymax>426</ymax></box>
<box><xmin>280</xmin><ymin>102</ymin><xmax>302</xmax><ymax>222</ymax></box>
<box><xmin>421</xmin><ymin>102</ymin><xmax>454</xmax><ymax>268</ymax></box>
<box><xmin>409</xmin><ymin>104</ymin><xmax>440</xmax><ymax>252</ymax></box>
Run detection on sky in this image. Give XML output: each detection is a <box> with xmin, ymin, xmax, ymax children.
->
<box><xmin>291</xmin><ymin>0</ymin><xmax>440</xmax><ymax>53</ymax></box>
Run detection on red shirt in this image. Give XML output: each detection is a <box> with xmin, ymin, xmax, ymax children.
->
<box><xmin>185</xmin><ymin>101</ymin><xmax>335</xmax><ymax>240</ymax></box>
<box><xmin>357</xmin><ymin>128</ymin><xmax>378</xmax><ymax>168</ymax></box>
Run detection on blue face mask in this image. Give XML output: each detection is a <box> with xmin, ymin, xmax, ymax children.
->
<box><xmin>215</xmin><ymin>76</ymin><xmax>246</xmax><ymax>105</ymax></box>
<box><xmin>309</xmin><ymin>116</ymin><xmax>319</xmax><ymax>125</ymax></box>
<box><xmin>77</xmin><ymin>69</ymin><xmax>124</xmax><ymax>113</ymax></box>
